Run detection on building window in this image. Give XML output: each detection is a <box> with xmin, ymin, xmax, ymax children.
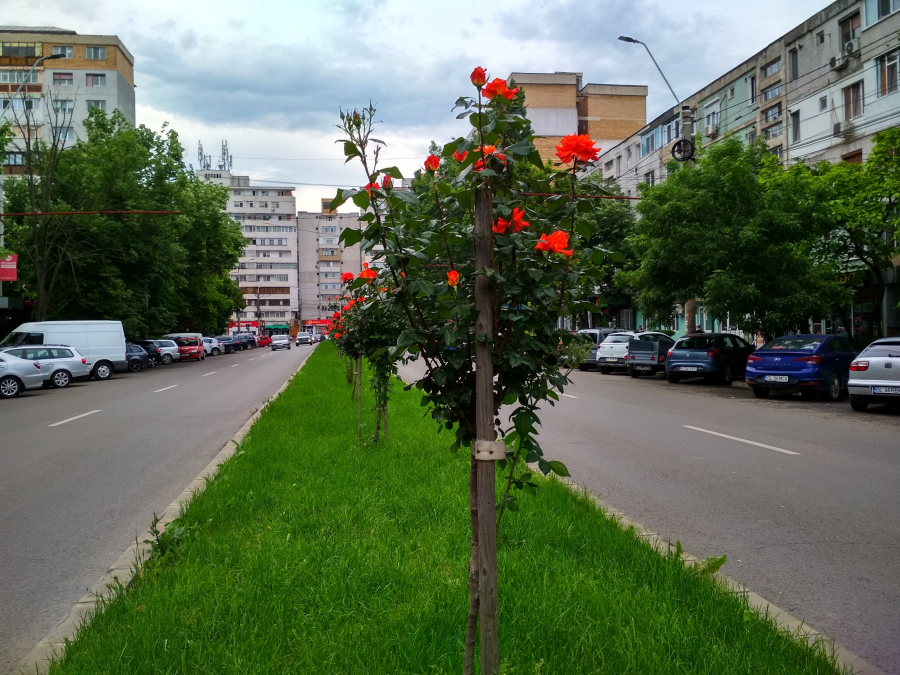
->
<box><xmin>816</xmin><ymin>31</ymin><xmax>825</xmax><ymax>45</ymax></box>
<box><xmin>878</xmin><ymin>48</ymin><xmax>899</xmax><ymax>97</ymax></box>
<box><xmin>790</xmin><ymin>111</ymin><xmax>800</xmax><ymax>143</ymax></box>
<box><xmin>748</xmin><ymin>129</ymin><xmax>757</xmax><ymax>144</ymax></box>
<box><xmin>762</xmin><ymin>83</ymin><xmax>781</xmax><ymax>101</ymax></box>
<box><xmin>843</xmin><ymin>81</ymin><xmax>864</xmax><ymax>120</ymax></box>
<box><xmin>86</xmin><ymin>73</ymin><xmax>106</xmax><ymax>87</ymax></box>
<box><xmin>54</xmin><ymin>127</ymin><xmax>75</xmax><ymax>143</ymax></box>
<box><xmin>322</xmin><ymin>226</ymin><xmax>336</xmax><ymax>234</ymax></box>
<box><xmin>661</xmin><ymin>118</ymin><xmax>680</xmax><ymax>145</ymax></box>
<box><xmin>841</xmin><ymin>149</ymin><xmax>863</xmax><ymax>163</ymax></box>
<box><xmin>0</xmin><ymin>70</ymin><xmax>39</xmax><ymax>84</ymax></box>
<box><xmin>260</xmin><ymin>190</ymin><xmax>268</xmax><ymax>196</ymax></box>
<box><xmin>644</xmin><ymin>170</ymin><xmax>655</xmax><ymax>186</ymax></box>
<box><xmin>52</xmin><ymin>45</ymin><xmax>73</xmax><ymax>58</ymax></box>
<box><xmin>85</xmin><ymin>46</ymin><xmax>107</xmax><ymax>60</ymax></box>
<box><xmin>750</xmin><ymin>76</ymin><xmax>757</xmax><ymax>104</ymax></box>
<box><xmin>233</xmin><ymin>190</ymin><xmax>242</xmax><ymax>196</ymax></box>
<box><xmin>763</xmin><ymin>103</ymin><xmax>782</xmax><ymax>123</ymax></box>
<box><xmin>0</xmin><ymin>42</ymin><xmax>42</xmax><ymax>57</ymax></box>
<box><xmin>3</xmin><ymin>152</ymin><xmax>24</xmax><ymax>166</ymax></box>
<box><xmin>271</xmin><ymin>202</ymin><xmax>279</xmax><ymax>208</ymax></box>
<box><xmin>789</xmin><ymin>49</ymin><xmax>799</xmax><ymax>81</ymax></box>
<box><xmin>53</xmin><ymin>99</ymin><xmax>74</xmax><ymax>112</ymax></box>
<box><xmin>641</xmin><ymin>130</ymin><xmax>657</xmax><ymax>156</ymax></box>
<box><xmin>771</xmin><ymin>145</ymin><xmax>783</xmax><ymax>160</ymax></box>
<box><xmin>615</xmin><ymin>156</ymin><xmax>622</xmax><ymax>175</ymax></box>
<box><xmin>321</xmin><ymin>248</ymin><xmax>338</xmax><ymax>256</ymax></box>
<box><xmin>765</xmin><ymin>122</ymin><xmax>783</xmax><ymax>140</ymax></box>
<box><xmin>248</xmin><ymin>202</ymin><xmax>254</xmax><ymax>208</ymax></box>
<box><xmin>259</xmin><ymin>201</ymin><xmax>268</xmax><ymax>208</ymax></box>
<box><xmin>840</xmin><ymin>12</ymin><xmax>860</xmax><ymax>45</ymax></box>
<box><xmin>874</xmin><ymin>0</ymin><xmax>896</xmax><ymax>22</ymax></box>
<box><xmin>763</xmin><ymin>58</ymin><xmax>781</xmax><ymax>77</ymax></box>
<box><xmin>604</xmin><ymin>160</ymin><xmax>614</xmax><ymax>171</ymax></box>
<box><xmin>86</xmin><ymin>100</ymin><xmax>106</xmax><ymax>111</ymax></box>
<box><xmin>2</xmin><ymin>98</ymin><xmax>40</xmax><ymax>112</ymax></box>
<box><xmin>819</xmin><ymin>96</ymin><xmax>828</xmax><ymax>111</ymax></box>
<box><xmin>53</xmin><ymin>72</ymin><xmax>74</xmax><ymax>86</ymax></box>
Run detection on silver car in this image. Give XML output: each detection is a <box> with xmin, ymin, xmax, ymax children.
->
<box><xmin>156</xmin><ymin>339</ymin><xmax>181</xmax><ymax>364</ymax></box>
<box><xmin>202</xmin><ymin>337</ymin><xmax>223</xmax><ymax>356</ymax></box>
<box><xmin>0</xmin><ymin>349</ymin><xmax>47</xmax><ymax>398</ymax></box>
<box><xmin>271</xmin><ymin>335</ymin><xmax>291</xmax><ymax>351</ymax></box>
<box><xmin>848</xmin><ymin>338</ymin><xmax>900</xmax><ymax>411</ymax></box>
<box><xmin>1</xmin><ymin>345</ymin><xmax>92</xmax><ymax>388</ymax></box>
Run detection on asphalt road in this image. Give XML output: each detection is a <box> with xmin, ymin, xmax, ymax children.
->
<box><xmin>396</xmin><ymin>362</ymin><xmax>900</xmax><ymax>673</ymax></box>
<box><xmin>0</xmin><ymin>343</ymin><xmax>315</xmax><ymax>672</ymax></box>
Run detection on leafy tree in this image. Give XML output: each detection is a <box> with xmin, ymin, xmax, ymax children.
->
<box><xmin>618</xmin><ymin>136</ymin><xmax>849</xmax><ymax>337</ymax></box>
<box><xmin>3</xmin><ymin>109</ymin><xmax>245</xmax><ymax>336</ymax></box>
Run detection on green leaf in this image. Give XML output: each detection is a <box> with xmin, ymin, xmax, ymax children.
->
<box><xmin>352</xmin><ymin>192</ymin><xmax>370</xmax><ymax>210</ymax></box>
<box><xmin>696</xmin><ymin>555</ymin><xmax>727</xmax><ymax>576</ymax></box>
<box><xmin>393</xmin><ymin>190</ymin><xmax>420</xmax><ymax>206</ymax></box>
<box><xmin>548</xmin><ymin>461</ymin><xmax>570</xmax><ymax>477</ymax></box>
<box><xmin>380</xmin><ymin>166</ymin><xmax>404</xmax><ymax>179</ymax></box>
<box><xmin>329</xmin><ymin>188</ymin><xmax>350</xmax><ymax>211</ymax></box>
<box><xmin>339</xmin><ymin>227</ymin><xmax>363</xmax><ymax>246</ymax></box>
<box><xmin>506</xmin><ymin>140</ymin><xmax>535</xmax><ymax>156</ymax></box>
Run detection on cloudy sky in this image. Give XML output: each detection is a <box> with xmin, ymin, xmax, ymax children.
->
<box><xmin>11</xmin><ymin>0</ymin><xmax>829</xmax><ymax>210</ymax></box>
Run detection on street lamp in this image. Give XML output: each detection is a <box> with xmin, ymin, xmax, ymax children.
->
<box><xmin>618</xmin><ymin>36</ymin><xmax>680</xmax><ymax>105</ymax></box>
<box><xmin>0</xmin><ymin>52</ymin><xmax>65</xmax><ymax>123</ymax></box>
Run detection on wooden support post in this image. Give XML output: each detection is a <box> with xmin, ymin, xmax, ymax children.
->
<box><xmin>357</xmin><ymin>356</ymin><xmax>363</xmax><ymax>446</ymax></box>
<box><xmin>473</xmin><ymin>186</ymin><xmax>499</xmax><ymax>675</ymax></box>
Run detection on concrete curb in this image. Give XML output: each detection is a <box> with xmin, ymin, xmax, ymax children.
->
<box><xmin>555</xmin><ymin>476</ymin><xmax>888</xmax><ymax>675</ymax></box>
<box><xmin>13</xmin><ymin>347</ymin><xmax>316</xmax><ymax>675</ymax></box>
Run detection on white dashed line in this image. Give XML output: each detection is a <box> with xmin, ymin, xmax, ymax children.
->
<box><xmin>561</xmin><ymin>393</ymin><xmax>578</xmax><ymax>399</ymax></box>
<box><xmin>154</xmin><ymin>385</ymin><xmax>179</xmax><ymax>393</ymax></box>
<box><xmin>683</xmin><ymin>425</ymin><xmax>800</xmax><ymax>456</ymax></box>
<box><xmin>48</xmin><ymin>410</ymin><xmax>101</xmax><ymax>427</ymax></box>
<box><xmin>203</xmin><ymin>372</ymin><xmax>216</xmax><ymax>377</ymax></box>
<box><xmin>231</xmin><ymin>363</ymin><xmax>240</xmax><ymax>368</ymax></box>
<box><xmin>248</xmin><ymin>358</ymin><xmax>254</xmax><ymax>362</ymax></box>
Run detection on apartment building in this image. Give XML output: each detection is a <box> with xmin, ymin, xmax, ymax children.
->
<box><xmin>296</xmin><ymin>199</ymin><xmax>366</xmax><ymax>333</ymax></box>
<box><xmin>586</xmin><ymin>0</ymin><xmax>900</xmax><ymax>338</ymax></box>
<box><xmin>509</xmin><ymin>72</ymin><xmax>648</xmax><ymax>162</ymax></box>
<box><xmin>198</xmin><ymin>169</ymin><xmax>299</xmax><ymax>335</ymax></box>
<box><xmin>0</xmin><ymin>26</ymin><xmax>135</xmax><ymax>170</ymax></box>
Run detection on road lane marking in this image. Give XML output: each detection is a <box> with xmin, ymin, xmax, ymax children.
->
<box><xmin>683</xmin><ymin>425</ymin><xmax>800</xmax><ymax>456</ymax></box>
<box><xmin>248</xmin><ymin>358</ymin><xmax>255</xmax><ymax>361</ymax></box>
<box><xmin>48</xmin><ymin>410</ymin><xmax>101</xmax><ymax>427</ymax></box>
<box><xmin>154</xmin><ymin>385</ymin><xmax>179</xmax><ymax>393</ymax></box>
<box><xmin>561</xmin><ymin>394</ymin><xmax>579</xmax><ymax>399</ymax></box>
<box><xmin>203</xmin><ymin>372</ymin><xmax>216</xmax><ymax>377</ymax></box>
<box><xmin>231</xmin><ymin>363</ymin><xmax>240</xmax><ymax>368</ymax></box>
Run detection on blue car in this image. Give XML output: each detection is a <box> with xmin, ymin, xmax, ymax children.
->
<box><xmin>745</xmin><ymin>334</ymin><xmax>858</xmax><ymax>401</ymax></box>
<box><xmin>665</xmin><ymin>333</ymin><xmax>756</xmax><ymax>386</ymax></box>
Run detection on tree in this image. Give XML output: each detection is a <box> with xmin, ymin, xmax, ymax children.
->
<box><xmin>618</xmin><ymin>136</ymin><xmax>849</xmax><ymax>338</ymax></box>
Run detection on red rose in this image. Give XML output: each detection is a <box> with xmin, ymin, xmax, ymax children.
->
<box><xmin>482</xmin><ymin>78</ymin><xmax>519</xmax><ymax>100</ymax></box>
<box><xmin>424</xmin><ymin>154</ymin><xmax>440</xmax><ymax>172</ymax></box>
<box><xmin>555</xmin><ymin>134</ymin><xmax>601</xmax><ymax>164</ymax></box>
<box><xmin>493</xmin><ymin>207</ymin><xmax>530</xmax><ymax>234</ymax></box>
<box><xmin>381</xmin><ymin>175</ymin><xmax>392</xmax><ymax>190</ymax></box>
<box><xmin>447</xmin><ymin>270</ymin><xmax>460</xmax><ymax>287</ymax></box>
<box><xmin>470</xmin><ymin>67</ymin><xmax>487</xmax><ymax>88</ymax></box>
<box><xmin>535</xmin><ymin>231</ymin><xmax>573</xmax><ymax>256</ymax></box>
<box><xmin>341</xmin><ymin>272</ymin><xmax>355</xmax><ymax>282</ymax></box>
<box><xmin>453</xmin><ymin>149</ymin><xmax>468</xmax><ymax>162</ymax></box>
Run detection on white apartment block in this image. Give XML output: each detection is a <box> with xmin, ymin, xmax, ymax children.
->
<box><xmin>296</xmin><ymin>200</ymin><xmax>366</xmax><ymax>333</ymax></box>
<box><xmin>198</xmin><ymin>169</ymin><xmax>298</xmax><ymax>335</ymax></box>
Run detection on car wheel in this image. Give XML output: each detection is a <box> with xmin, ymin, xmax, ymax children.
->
<box><xmin>825</xmin><ymin>373</ymin><xmax>842</xmax><ymax>402</ymax></box>
<box><xmin>52</xmin><ymin>370</ymin><xmax>72</xmax><ymax>388</ymax></box>
<box><xmin>719</xmin><ymin>366</ymin><xmax>733</xmax><ymax>386</ymax></box>
<box><xmin>148</xmin><ymin>358</ymin><xmax>157</xmax><ymax>369</ymax></box>
<box><xmin>212</xmin><ymin>348</ymin><xmax>220</xmax><ymax>356</ymax></box>
<box><xmin>666</xmin><ymin>372</ymin><xmax>680</xmax><ymax>383</ymax></box>
<box><xmin>200</xmin><ymin>353</ymin><xmax>206</xmax><ymax>361</ymax></box>
<box><xmin>850</xmin><ymin>397</ymin><xmax>868</xmax><ymax>412</ymax></box>
<box><xmin>162</xmin><ymin>353</ymin><xmax>173</xmax><ymax>365</ymax></box>
<box><xmin>752</xmin><ymin>387</ymin><xmax>770</xmax><ymax>398</ymax></box>
<box><xmin>129</xmin><ymin>359</ymin><xmax>142</xmax><ymax>372</ymax></box>
<box><xmin>93</xmin><ymin>362</ymin><xmax>113</xmax><ymax>380</ymax></box>
<box><xmin>0</xmin><ymin>375</ymin><xmax>22</xmax><ymax>398</ymax></box>
<box><xmin>629</xmin><ymin>368</ymin><xmax>640</xmax><ymax>378</ymax></box>
<box><xmin>598</xmin><ymin>367</ymin><xmax>612</xmax><ymax>375</ymax></box>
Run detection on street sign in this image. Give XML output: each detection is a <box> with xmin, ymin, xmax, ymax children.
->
<box><xmin>0</xmin><ymin>254</ymin><xmax>17</xmax><ymax>282</ymax></box>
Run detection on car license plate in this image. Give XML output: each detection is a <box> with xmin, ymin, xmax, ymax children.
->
<box><xmin>872</xmin><ymin>386</ymin><xmax>900</xmax><ymax>394</ymax></box>
<box><xmin>636</xmin><ymin>365</ymin><xmax>652</xmax><ymax>371</ymax></box>
<box><xmin>765</xmin><ymin>375</ymin><xmax>789</xmax><ymax>383</ymax></box>
<box><xmin>605</xmin><ymin>358</ymin><xmax>618</xmax><ymax>362</ymax></box>
<box><xmin>680</xmin><ymin>366</ymin><xmax>698</xmax><ymax>371</ymax></box>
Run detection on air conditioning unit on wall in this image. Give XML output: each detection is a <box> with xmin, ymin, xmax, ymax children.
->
<box><xmin>705</xmin><ymin>122</ymin><xmax>719</xmax><ymax>138</ymax></box>
<box><xmin>830</xmin><ymin>55</ymin><xmax>848</xmax><ymax>70</ymax></box>
<box><xmin>845</xmin><ymin>37</ymin><xmax>861</xmax><ymax>57</ymax></box>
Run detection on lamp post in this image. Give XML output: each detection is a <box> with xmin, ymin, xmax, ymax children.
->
<box><xmin>617</xmin><ymin>36</ymin><xmax>680</xmax><ymax>105</ymax></box>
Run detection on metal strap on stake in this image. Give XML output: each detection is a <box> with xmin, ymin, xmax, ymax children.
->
<box><xmin>473</xmin><ymin>440</ymin><xmax>506</xmax><ymax>461</ymax></box>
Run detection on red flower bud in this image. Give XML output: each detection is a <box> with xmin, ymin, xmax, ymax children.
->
<box><xmin>424</xmin><ymin>154</ymin><xmax>440</xmax><ymax>173</ymax></box>
<box><xmin>470</xmin><ymin>67</ymin><xmax>487</xmax><ymax>88</ymax></box>
<box><xmin>381</xmin><ymin>174</ymin><xmax>393</xmax><ymax>190</ymax></box>
<box><xmin>453</xmin><ymin>149</ymin><xmax>468</xmax><ymax>162</ymax></box>
<box><xmin>447</xmin><ymin>270</ymin><xmax>460</xmax><ymax>287</ymax></box>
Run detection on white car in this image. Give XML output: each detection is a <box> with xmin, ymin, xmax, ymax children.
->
<box><xmin>595</xmin><ymin>332</ymin><xmax>635</xmax><ymax>373</ymax></box>
<box><xmin>271</xmin><ymin>335</ymin><xmax>291</xmax><ymax>351</ymax></box>
<box><xmin>202</xmin><ymin>337</ymin><xmax>223</xmax><ymax>356</ymax></box>
<box><xmin>848</xmin><ymin>338</ymin><xmax>900</xmax><ymax>411</ymax></box>
<box><xmin>1</xmin><ymin>344</ymin><xmax>92</xmax><ymax>388</ymax></box>
<box><xmin>0</xmin><ymin>349</ymin><xmax>47</xmax><ymax>398</ymax></box>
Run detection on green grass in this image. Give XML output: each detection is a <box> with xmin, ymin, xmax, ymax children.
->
<box><xmin>49</xmin><ymin>343</ymin><xmax>845</xmax><ymax>674</ymax></box>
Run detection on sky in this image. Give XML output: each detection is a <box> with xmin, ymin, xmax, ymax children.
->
<box><xmin>9</xmin><ymin>0</ymin><xmax>832</xmax><ymax>211</ymax></box>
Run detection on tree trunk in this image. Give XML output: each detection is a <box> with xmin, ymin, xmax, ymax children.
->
<box><xmin>473</xmin><ymin>186</ymin><xmax>499</xmax><ymax>675</ymax></box>
<box><xmin>684</xmin><ymin>298</ymin><xmax>697</xmax><ymax>333</ymax></box>
<box><xmin>463</xmin><ymin>454</ymin><xmax>479</xmax><ymax>675</ymax></box>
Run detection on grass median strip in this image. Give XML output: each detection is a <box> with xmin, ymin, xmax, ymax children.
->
<box><xmin>49</xmin><ymin>342</ymin><xmax>845</xmax><ymax>674</ymax></box>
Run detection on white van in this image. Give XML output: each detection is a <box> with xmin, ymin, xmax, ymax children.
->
<box><xmin>0</xmin><ymin>321</ymin><xmax>127</xmax><ymax>380</ymax></box>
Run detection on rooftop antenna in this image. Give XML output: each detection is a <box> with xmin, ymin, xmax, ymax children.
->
<box><xmin>217</xmin><ymin>140</ymin><xmax>233</xmax><ymax>171</ymax></box>
<box><xmin>197</xmin><ymin>140</ymin><xmax>211</xmax><ymax>170</ymax></box>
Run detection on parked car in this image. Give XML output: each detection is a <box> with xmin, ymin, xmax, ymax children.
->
<box><xmin>574</xmin><ymin>328</ymin><xmax>623</xmax><ymax>370</ymax></box>
<box><xmin>746</xmin><ymin>334</ymin><xmax>858</xmax><ymax>401</ymax></box>
<box><xmin>215</xmin><ymin>336</ymin><xmax>239</xmax><ymax>354</ymax></box>
<box><xmin>0</xmin><ymin>344</ymin><xmax>91</xmax><ymax>388</ymax></box>
<box><xmin>848</xmin><ymin>338</ymin><xmax>900</xmax><ymax>411</ymax></box>
<box><xmin>234</xmin><ymin>333</ymin><xmax>257</xmax><ymax>350</ymax></box>
<box><xmin>271</xmin><ymin>335</ymin><xmax>292</xmax><ymax>351</ymax></box>
<box><xmin>202</xmin><ymin>337</ymin><xmax>224</xmax><ymax>356</ymax></box>
<box><xmin>595</xmin><ymin>332</ymin><xmax>635</xmax><ymax>374</ymax></box>
<box><xmin>154</xmin><ymin>339</ymin><xmax>181</xmax><ymax>364</ymax></box>
<box><xmin>295</xmin><ymin>332</ymin><xmax>313</xmax><ymax>346</ymax></box>
<box><xmin>0</xmin><ymin>320</ymin><xmax>127</xmax><ymax>380</ymax></box>
<box><xmin>0</xmin><ymin>349</ymin><xmax>46</xmax><ymax>398</ymax></box>
<box><xmin>256</xmin><ymin>335</ymin><xmax>273</xmax><ymax>348</ymax></box>
<box><xmin>163</xmin><ymin>334</ymin><xmax>206</xmax><ymax>361</ymax></box>
<box><xmin>133</xmin><ymin>339</ymin><xmax>165</xmax><ymax>366</ymax></box>
<box><xmin>666</xmin><ymin>333</ymin><xmax>756</xmax><ymax>385</ymax></box>
<box><xmin>125</xmin><ymin>343</ymin><xmax>152</xmax><ymax>371</ymax></box>
<box><xmin>627</xmin><ymin>333</ymin><xmax>677</xmax><ymax>377</ymax></box>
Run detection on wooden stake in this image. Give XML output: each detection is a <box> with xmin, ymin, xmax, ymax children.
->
<box><xmin>357</xmin><ymin>356</ymin><xmax>362</xmax><ymax>446</ymax></box>
<box><xmin>473</xmin><ymin>186</ymin><xmax>499</xmax><ymax>675</ymax></box>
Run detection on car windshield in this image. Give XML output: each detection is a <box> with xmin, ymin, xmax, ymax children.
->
<box><xmin>862</xmin><ymin>343</ymin><xmax>900</xmax><ymax>358</ymax></box>
<box><xmin>762</xmin><ymin>337</ymin><xmax>824</xmax><ymax>351</ymax></box>
<box><xmin>578</xmin><ymin>331</ymin><xmax>599</xmax><ymax>345</ymax></box>
<box><xmin>0</xmin><ymin>331</ymin><xmax>43</xmax><ymax>347</ymax></box>
<box><xmin>175</xmin><ymin>337</ymin><xmax>199</xmax><ymax>346</ymax></box>
<box><xmin>675</xmin><ymin>337</ymin><xmax>713</xmax><ymax>350</ymax></box>
<box><xmin>159</xmin><ymin>340</ymin><xmax>176</xmax><ymax>347</ymax></box>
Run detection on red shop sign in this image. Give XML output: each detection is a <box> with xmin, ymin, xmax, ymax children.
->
<box><xmin>0</xmin><ymin>254</ymin><xmax>17</xmax><ymax>282</ymax></box>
